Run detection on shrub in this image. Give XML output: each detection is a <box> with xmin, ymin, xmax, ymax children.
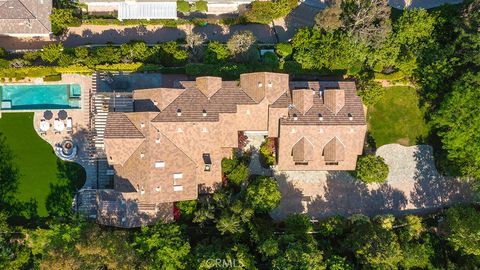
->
<box><xmin>259</xmin><ymin>137</ymin><xmax>276</xmax><ymax>168</ymax></box>
<box><xmin>195</xmin><ymin>0</ymin><xmax>208</xmax><ymax>12</ymax></box>
<box><xmin>221</xmin><ymin>158</ymin><xmax>238</xmax><ymax>175</ymax></box>
<box><xmin>177</xmin><ymin>0</ymin><xmax>190</xmax><ymax>13</ymax></box>
<box><xmin>0</xmin><ymin>47</ymin><xmax>7</xmax><ymax>58</ymax></box>
<box><xmin>374</xmin><ymin>71</ymin><xmax>406</xmax><ymax>81</ymax></box>
<box><xmin>245</xmin><ymin>0</ymin><xmax>297</xmax><ymax>24</ymax></box>
<box><xmin>43</xmin><ymin>74</ymin><xmax>62</xmax><ymax>81</ymax></box>
<box><xmin>357</xmin><ymin>78</ymin><xmax>386</xmax><ymax>106</ymax></box>
<box><xmin>355</xmin><ymin>155</ymin><xmax>389</xmax><ymax>183</ymax></box>
<box><xmin>226</xmin><ymin>163</ymin><xmax>249</xmax><ymax>186</ymax></box>
<box><xmin>204</xmin><ymin>41</ymin><xmax>230</xmax><ymax>64</ymax></box>
<box><xmin>0</xmin><ymin>59</ymin><xmax>9</xmax><ymax>68</ymax></box>
<box><xmin>153</xmin><ymin>42</ymin><xmax>188</xmax><ymax>66</ymax></box>
<box><xmin>245</xmin><ymin>176</ymin><xmax>281</xmax><ymax>212</ymax></box>
<box><xmin>50</xmin><ymin>8</ymin><xmax>81</xmax><ymax>36</ymax></box>
<box><xmin>23</xmin><ymin>51</ymin><xmax>40</xmax><ymax>61</ymax></box>
<box><xmin>41</xmin><ymin>43</ymin><xmax>64</xmax><ymax>63</ymax></box>
<box><xmin>275</xmin><ymin>42</ymin><xmax>292</xmax><ymax>58</ymax></box>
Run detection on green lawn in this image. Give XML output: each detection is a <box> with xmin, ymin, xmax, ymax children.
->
<box><xmin>0</xmin><ymin>113</ymin><xmax>85</xmax><ymax>216</ymax></box>
<box><xmin>368</xmin><ymin>86</ymin><xmax>429</xmax><ymax>147</ymax></box>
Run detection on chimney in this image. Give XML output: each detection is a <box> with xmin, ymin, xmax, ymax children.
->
<box><xmin>177</xmin><ymin>108</ymin><xmax>182</xmax><ymax>116</ymax></box>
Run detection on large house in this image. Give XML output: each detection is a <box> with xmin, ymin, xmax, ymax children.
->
<box><xmin>91</xmin><ymin>72</ymin><xmax>366</xmax><ymax>227</ymax></box>
<box><xmin>0</xmin><ymin>0</ymin><xmax>51</xmax><ymax>37</ymax></box>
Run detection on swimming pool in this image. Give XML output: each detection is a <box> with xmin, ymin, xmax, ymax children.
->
<box><xmin>0</xmin><ymin>84</ymin><xmax>81</xmax><ymax>110</ymax></box>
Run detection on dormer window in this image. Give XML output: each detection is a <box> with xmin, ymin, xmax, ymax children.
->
<box><xmin>177</xmin><ymin>108</ymin><xmax>182</xmax><ymax>116</ymax></box>
<box><xmin>202</xmin><ymin>109</ymin><xmax>207</xmax><ymax>117</ymax></box>
<box><xmin>293</xmin><ymin>113</ymin><xmax>298</xmax><ymax>121</ymax></box>
<box><xmin>318</xmin><ymin>113</ymin><xmax>323</xmax><ymax>121</ymax></box>
<box><xmin>348</xmin><ymin>113</ymin><xmax>353</xmax><ymax>121</ymax></box>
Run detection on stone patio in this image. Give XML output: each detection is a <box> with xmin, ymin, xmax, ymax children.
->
<box><xmin>271</xmin><ymin>144</ymin><xmax>475</xmax><ymax>220</ymax></box>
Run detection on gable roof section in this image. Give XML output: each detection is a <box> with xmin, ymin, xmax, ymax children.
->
<box><xmin>104</xmin><ymin>138</ymin><xmax>145</xmax><ymax>166</ymax></box>
<box><xmin>105</xmin><ymin>112</ymin><xmax>145</xmax><ymax>139</ymax></box>
<box><xmin>323</xmin><ymin>137</ymin><xmax>345</xmax><ymax>162</ymax></box>
<box><xmin>282</xmin><ymin>81</ymin><xmax>365</xmax><ymax>126</ymax></box>
<box><xmin>152</xmin><ymin>81</ymin><xmax>256</xmax><ymax>122</ymax></box>
<box><xmin>292</xmin><ymin>137</ymin><xmax>314</xmax><ymax>161</ymax></box>
<box><xmin>133</xmin><ymin>88</ymin><xmax>185</xmax><ymax>112</ymax></box>
<box><xmin>239</xmin><ymin>72</ymin><xmax>289</xmax><ymax>104</ymax></box>
<box><xmin>324</xmin><ymin>89</ymin><xmax>345</xmax><ymax>115</ymax></box>
<box><xmin>196</xmin><ymin>76</ymin><xmax>222</xmax><ymax>98</ymax></box>
<box><xmin>292</xmin><ymin>89</ymin><xmax>314</xmax><ymax>115</ymax></box>
<box><xmin>0</xmin><ymin>0</ymin><xmax>51</xmax><ymax>35</ymax></box>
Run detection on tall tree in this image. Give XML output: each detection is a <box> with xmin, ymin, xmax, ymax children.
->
<box><xmin>433</xmin><ymin>72</ymin><xmax>480</xmax><ymax>179</ymax></box>
<box><xmin>443</xmin><ymin>205</ymin><xmax>480</xmax><ymax>256</ymax></box>
<box><xmin>340</xmin><ymin>0</ymin><xmax>391</xmax><ymax>47</ymax></box>
<box><xmin>133</xmin><ymin>222</ymin><xmax>191</xmax><ymax>269</ymax></box>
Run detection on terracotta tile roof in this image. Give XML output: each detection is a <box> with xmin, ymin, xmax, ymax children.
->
<box><xmin>133</xmin><ymin>88</ymin><xmax>185</xmax><ymax>112</ymax></box>
<box><xmin>292</xmin><ymin>137</ymin><xmax>314</xmax><ymax>161</ymax></box>
<box><xmin>240</xmin><ymin>72</ymin><xmax>289</xmax><ymax>103</ymax></box>
<box><xmin>196</xmin><ymin>76</ymin><xmax>222</xmax><ymax>98</ymax></box>
<box><xmin>151</xmin><ymin>81</ymin><xmax>256</xmax><ymax>122</ymax></box>
<box><xmin>282</xmin><ymin>81</ymin><xmax>365</xmax><ymax>126</ymax></box>
<box><xmin>324</xmin><ymin>89</ymin><xmax>345</xmax><ymax>115</ymax></box>
<box><xmin>104</xmin><ymin>138</ymin><xmax>145</xmax><ymax>166</ymax></box>
<box><xmin>104</xmin><ymin>113</ymin><xmax>145</xmax><ymax>139</ymax></box>
<box><xmin>0</xmin><ymin>0</ymin><xmax>51</xmax><ymax>35</ymax></box>
<box><xmin>323</xmin><ymin>137</ymin><xmax>345</xmax><ymax>162</ymax></box>
<box><xmin>292</xmin><ymin>89</ymin><xmax>314</xmax><ymax>115</ymax></box>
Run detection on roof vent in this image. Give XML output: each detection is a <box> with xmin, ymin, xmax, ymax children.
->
<box><xmin>155</xmin><ymin>137</ymin><xmax>161</xmax><ymax>144</ymax></box>
<box><xmin>140</xmin><ymin>122</ymin><xmax>145</xmax><ymax>128</ymax></box>
<box><xmin>202</xmin><ymin>109</ymin><xmax>207</xmax><ymax>117</ymax></box>
<box><xmin>140</xmin><ymin>152</ymin><xmax>145</xmax><ymax>159</ymax></box>
<box><xmin>293</xmin><ymin>113</ymin><xmax>298</xmax><ymax>121</ymax></box>
<box><xmin>155</xmin><ymin>186</ymin><xmax>160</xmax><ymax>192</ymax></box>
<box><xmin>268</xmin><ymin>80</ymin><xmax>272</xmax><ymax>87</ymax></box>
<box><xmin>153</xmin><ymin>100</ymin><xmax>158</xmax><ymax>106</ymax></box>
<box><xmin>348</xmin><ymin>113</ymin><xmax>353</xmax><ymax>121</ymax></box>
<box><xmin>258</xmin><ymin>82</ymin><xmax>263</xmax><ymax>87</ymax></box>
<box><xmin>140</xmin><ymin>186</ymin><xmax>145</xmax><ymax>195</ymax></box>
<box><xmin>318</xmin><ymin>113</ymin><xmax>323</xmax><ymax>121</ymax></box>
<box><xmin>177</xmin><ymin>108</ymin><xmax>182</xmax><ymax>116</ymax></box>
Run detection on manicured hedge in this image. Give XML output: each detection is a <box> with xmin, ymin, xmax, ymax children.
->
<box><xmin>374</xmin><ymin>71</ymin><xmax>406</xmax><ymax>81</ymax></box>
<box><xmin>43</xmin><ymin>74</ymin><xmax>62</xmax><ymax>81</ymax></box>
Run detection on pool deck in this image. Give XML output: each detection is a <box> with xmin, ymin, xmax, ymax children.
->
<box><xmin>1</xmin><ymin>74</ymin><xmax>96</xmax><ymax>188</ymax></box>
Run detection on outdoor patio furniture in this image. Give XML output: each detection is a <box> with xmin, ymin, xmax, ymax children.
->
<box><xmin>39</xmin><ymin>119</ymin><xmax>50</xmax><ymax>135</ymax></box>
<box><xmin>66</xmin><ymin>117</ymin><xmax>73</xmax><ymax>134</ymax></box>
<box><xmin>54</xmin><ymin>118</ymin><xmax>65</xmax><ymax>134</ymax></box>
<box><xmin>43</xmin><ymin>110</ymin><xmax>53</xmax><ymax>120</ymax></box>
<box><xmin>58</xmin><ymin>110</ymin><xmax>68</xmax><ymax>120</ymax></box>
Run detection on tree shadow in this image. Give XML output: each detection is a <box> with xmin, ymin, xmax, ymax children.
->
<box><xmin>308</xmin><ymin>171</ymin><xmax>408</xmax><ymax>218</ymax></box>
<box><xmin>409</xmin><ymin>145</ymin><xmax>474</xmax><ymax>208</ymax></box>
<box><xmin>270</xmin><ymin>172</ymin><xmax>307</xmax><ymax>220</ymax></box>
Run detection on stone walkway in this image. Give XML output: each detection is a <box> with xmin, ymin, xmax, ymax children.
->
<box><xmin>271</xmin><ymin>144</ymin><xmax>475</xmax><ymax>220</ymax></box>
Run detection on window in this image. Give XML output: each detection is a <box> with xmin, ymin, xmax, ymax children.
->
<box><xmin>173</xmin><ymin>173</ymin><xmax>183</xmax><ymax>179</ymax></box>
<box><xmin>325</xmin><ymin>162</ymin><xmax>339</xmax><ymax>165</ymax></box>
<box><xmin>295</xmin><ymin>162</ymin><xmax>309</xmax><ymax>165</ymax></box>
<box><xmin>155</xmin><ymin>161</ymin><xmax>165</xmax><ymax>168</ymax></box>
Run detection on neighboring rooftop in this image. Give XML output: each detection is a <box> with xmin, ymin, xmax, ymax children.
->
<box><xmin>0</xmin><ymin>0</ymin><xmax>51</xmax><ymax>36</ymax></box>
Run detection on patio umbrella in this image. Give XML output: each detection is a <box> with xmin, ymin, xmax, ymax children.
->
<box><xmin>58</xmin><ymin>110</ymin><xmax>68</xmax><ymax>120</ymax></box>
<box><xmin>43</xmin><ymin>110</ymin><xmax>53</xmax><ymax>120</ymax></box>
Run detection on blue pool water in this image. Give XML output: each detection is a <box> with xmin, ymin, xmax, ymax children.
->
<box><xmin>1</xmin><ymin>84</ymin><xmax>81</xmax><ymax>110</ymax></box>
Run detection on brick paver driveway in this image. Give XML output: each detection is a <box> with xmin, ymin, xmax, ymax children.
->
<box><xmin>271</xmin><ymin>144</ymin><xmax>475</xmax><ymax>220</ymax></box>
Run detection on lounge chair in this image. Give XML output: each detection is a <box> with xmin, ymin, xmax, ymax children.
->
<box><xmin>66</xmin><ymin>117</ymin><xmax>73</xmax><ymax>134</ymax></box>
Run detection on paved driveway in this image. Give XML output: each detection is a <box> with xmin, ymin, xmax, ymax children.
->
<box><xmin>271</xmin><ymin>144</ymin><xmax>474</xmax><ymax>220</ymax></box>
